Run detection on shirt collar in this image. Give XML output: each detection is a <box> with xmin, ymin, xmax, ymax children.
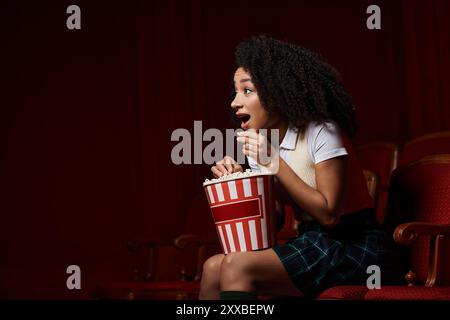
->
<box><xmin>279</xmin><ymin>126</ymin><xmax>298</xmax><ymax>150</ymax></box>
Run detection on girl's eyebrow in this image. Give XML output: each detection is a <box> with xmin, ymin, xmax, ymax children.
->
<box><xmin>233</xmin><ymin>78</ymin><xmax>252</xmax><ymax>87</ymax></box>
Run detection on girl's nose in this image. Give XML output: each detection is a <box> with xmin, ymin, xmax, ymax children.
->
<box><xmin>231</xmin><ymin>95</ymin><xmax>243</xmax><ymax>110</ymax></box>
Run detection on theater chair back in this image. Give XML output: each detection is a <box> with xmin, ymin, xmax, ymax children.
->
<box><xmin>399</xmin><ymin>131</ymin><xmax>450</xmax><ymax>166</ymax></box>
<box><xmin>383</xmin><ymin>155</ymin><xmax>450</xmax><ymax>286</ymax></box>
<box><xmin>356</xmin><ymin>143</ymin><xmax>398</xmax><ymax>224</ymax></box>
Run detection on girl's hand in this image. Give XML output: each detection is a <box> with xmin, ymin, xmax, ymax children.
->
<box><xmin>211</xmin><ymin>156</ymin><xmax>243</xmax><ymax>178</ymax></box>
<box><xmin>237</xmin><ymin>130</ymin><xmax>279</xmax><ymax>173</ymax></box>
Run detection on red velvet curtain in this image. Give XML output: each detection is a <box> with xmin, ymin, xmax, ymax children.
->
<box><xmin>401</xmin><ymin>0</ymin><xmax>450</xmax><ymax>139</ymax></box>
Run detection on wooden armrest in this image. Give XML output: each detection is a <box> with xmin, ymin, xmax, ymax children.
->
<box><xmin>126</xmin><ymin>234</ymin><xmax>219</xmax><ymax>282</ymax></box>
<box><xmin>172</xmin><ymin>234</ymin><xmax>219</xmax><ymax>281</ymax></box>
<box><xmin>173</xmin><ymin>234</ymin><xmax>219</xmax><ymax>249</ymax></box>
<box><xmin>394</xmin><ymin>222</ymin><xmax>450</xmax><ymax>287</ymax></box>
<box><xmin>394</xmin><ymin>222</ymin><xmax>450</xmax><ymax>246</ymax></box>
<box><xmin>125</xmin><ymin>237</ymin><xmax>176</xmax><ymax>281</ymax></box>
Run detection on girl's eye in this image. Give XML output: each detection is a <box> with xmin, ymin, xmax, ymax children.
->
<box><xmin>244</xmin><ymin>88</ymin><xmax>253</xmax><ymax>94</ymax></box>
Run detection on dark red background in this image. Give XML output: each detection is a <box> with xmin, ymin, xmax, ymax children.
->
<box><xmin>1</xmin><ymin>0</ymin><xmax>449</xmax><ymax>299</ymax></box>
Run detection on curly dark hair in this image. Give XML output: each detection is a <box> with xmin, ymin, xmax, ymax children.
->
<box><xmin>232</xmin><ymin>35</ymin><xmax>357</xmax><ymax>137</ymax></box>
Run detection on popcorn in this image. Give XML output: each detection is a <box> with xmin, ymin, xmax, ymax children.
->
<box><xmin>203</xmin><ymin>169</ymin><xmax>276</xmax><ymax>253</ymax></box>
<box><xmin>203</xmin><ymin>169</ymin><xmax>273</xmax><ymax>186</ymax></box>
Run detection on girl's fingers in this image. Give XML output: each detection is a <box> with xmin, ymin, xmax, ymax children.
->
<box><xmin>238</xmin><ymin>128</ymin><xmax>257</xmax><ymax>135</ymax></box>
<box><xmin>242</xmin><ymin>146</ymin><xmax>258</xmax><ymax>158</ymax></box>
<box><xmin>239</xmin><ymin>131</ymin><xmax>275</xmax><ymax>169</ymax></box>
<box><xmin>223</xmin><ymin>155</ymin><xmax>236</xmax><ymax>165</ymax></box>
<box><xmin>215</xmin><ymin>164</ymin><xmax>229</xmax><ymax>176</ymax></box>
<box><xmin>211</xmin><ymin>156</ymin><xmax>243</xmax><ymax>178</ymax></box>
<box><xmin>237</xmin><ymin>131</ymin><xmax>259</xmax><ymax>141</ymax></box>
<box><xmin>232</xmin><ymin>163</ymin><xmax>243</xmax><ymax>172</ymax></box>
<box><xmin>236</xmin><ymin>136</ymin><xmax>258</xmax><ymax>146</ymax></box>
<box><xmin>224</xmin><ymin>162</ymin><xmax>233</xmax><ymax>173</ymax></box>
<box><xmin>243</xmin><ymin>143</ymin><xmax>258</xmax><ymax>154</ymax></box>
<box><xmin>211</xmin><ymin>166</ymin><xmax>223</xmax><ymax>178</ymax></box>
<box><xmin>223</xmin><ymin>156</ymin><xmax>237</xmax><ymax>173</ymax></box>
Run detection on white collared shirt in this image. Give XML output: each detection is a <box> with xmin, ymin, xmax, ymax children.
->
<box><xmin>247</xmin><ymin>122</ymin><xmax>348</xmax><ymax>172</ymax></box>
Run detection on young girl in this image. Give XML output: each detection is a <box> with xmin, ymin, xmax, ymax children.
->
<box><xmin>200</xmin><ymin>36</ymin><xmax>389</xmax><ymax>300</ymax></box>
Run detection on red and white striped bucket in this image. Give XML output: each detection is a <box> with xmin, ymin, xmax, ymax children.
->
<box><xmin>203</xmin><ymin>173</ymin><xmax>276</xmax><ymax>254</ymax></box>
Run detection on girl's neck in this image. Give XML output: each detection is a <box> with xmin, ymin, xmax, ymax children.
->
<box><xmin>267</xmin><ymin>121</ymin><xmax>289</xmax><ymax>146</ymax></box>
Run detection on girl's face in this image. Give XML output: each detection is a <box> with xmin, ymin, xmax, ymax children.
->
<box><xmin>231</xmin><ymin>67</ymin><xmax>281</xmax><ymax>131</ymax></box>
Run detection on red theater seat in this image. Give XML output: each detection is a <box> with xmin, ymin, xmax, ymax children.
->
<box><xmin>363</xmin><ymin>155</ymin><xmax>450</xmax><ymax>300</ymax></box>
<box><xmin>365</xmin><ymin>286</ymin><xmax>450</xmax><ymax>300</ymax></box>
<box><xmin>318</xmin><ymin>155</ymin><xmax>450</xmax><ymax>300</ymax></box>
<box><xmin>317</xmin><ymin>286</ymin><xmax>368</xmax><ymax>300</ymax></box>
<box><xmin>399</xmin><ymin>131</ymin><xmax>450</xmax><ymax>166</ymax></box>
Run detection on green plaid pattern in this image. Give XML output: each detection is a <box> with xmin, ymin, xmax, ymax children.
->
<box><xmin>273</xmin><ymin>208</ymin><xmax>389</xmax><ymax>297</ymax></box>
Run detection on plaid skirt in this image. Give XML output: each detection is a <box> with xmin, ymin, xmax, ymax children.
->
<box><xmin>272</xmin><ymin>208</ymin><xmax>390</xmax><ymax>297</ymax></box>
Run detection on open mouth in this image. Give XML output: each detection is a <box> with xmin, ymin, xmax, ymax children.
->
<box><xmin>235</xmin><ymin>113</ymin><xmax>251</xmax><ymax>129</ymax></box>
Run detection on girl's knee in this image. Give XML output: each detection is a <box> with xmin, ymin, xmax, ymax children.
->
<box><xmin>202</xmin><ymin>254</ymin><xmax>224</xmax><ymax>276</ymax></box>
<box><xmin>220</xmin><ymin>253</ymin><xmax>256</xmax><ymax>291</ymax></box>
<box><xmin>200</xmin><ymin>254</ymin><xmax>224</xmax><ymax>300</ymax></box>
<box><xmin>221</xmin><ymin>253</ymin><xmax>253</xmax><ymax>279</ymax></box>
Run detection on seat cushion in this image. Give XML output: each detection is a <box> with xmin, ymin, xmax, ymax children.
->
<box><xmin>98</xmin><ymin>280</ymin><xmax>200</xmax><ymax>291</ymax></box>
<box><xmin>317</xmin><ymin>285</ymin><xmax>368</xmax><ymax>300</ymax></box>
<box><xmin>364</xmin><ymin>286</ymin><xmax>450</xmax><ymax>300</ymax></box>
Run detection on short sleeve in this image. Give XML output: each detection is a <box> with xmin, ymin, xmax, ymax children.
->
<box><xmin>308</xmin><ymin>122</ymin><xmax>348</xmax><ymax>164</ymax></box>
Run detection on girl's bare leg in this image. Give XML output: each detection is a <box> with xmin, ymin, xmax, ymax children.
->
<box><xmin>199</xmin><ymin>254</ymin><xmax>225</xmax><ymax>300</ymax></box>
<box><xmin>220</xmin><ymin>249</ymin><xmax>303</xmax><ymax>297</ymax></box>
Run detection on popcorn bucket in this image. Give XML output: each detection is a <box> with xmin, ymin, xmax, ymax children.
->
<box><xmin>203</xmin><ymin>172</ymin><xmax>276</xmax><ymax>254</ymax></box>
